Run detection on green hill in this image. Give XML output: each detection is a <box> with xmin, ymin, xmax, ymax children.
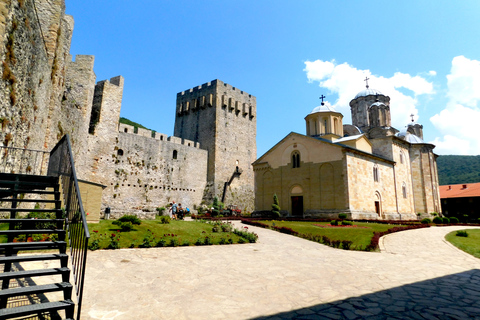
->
<box><xmin>119</xmin><ymin>117</ymin><xmax>155</xmax><ymax>133</ymax></box>
<box><xmin>437</xmin><ymin>155</ymin><xmax>480</xmax><ymax>185</ymax></box>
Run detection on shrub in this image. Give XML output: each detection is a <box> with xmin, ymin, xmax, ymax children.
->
<box><xmin>112</xmin><ymin>220</ymin><xmax>134</xmax><ymax>232</ymax></box>
<box><xmin>238</xmin><ymin>238</ymin><xmax>246</xmax><ymax>244</ymax></box>
<box><xmin>156</xmin><ymin>207</ymin><xmax>166</xmax><ymax>215</ymax></box>
<box><xmin>181</xmin><ymin>240</ymin><xmax>190</xmax><ymax>246</ymax></box>
<box><xmin>160</xmin><ymin>216</ymin><xmax>171</xmax><ymax>224</ymax></box>
<box><xmin>331</xmin><ymin>240</ymin><xmax>341</xmax><ymax>248</ymax></box>
<box><xmin>341</xmin><ymin>220</ymin><xmax>353</xmax><ymax>226</ymax></box>
<box><xmin>271</xmin><ymin>194</ymin><xmax>281</xmax><ymax>218</ymax></box>
<box><xmin>117</xmin><ymin>215</ymin><xmax>141</xmax><ymax>225</ymax></box>
<box><xmin>195</xmin><ymin>238</ymin><xmax>204</xmax><ymax>246</ymax></box>
<box><xmin>450</xmin><ymin>216</ymin><xmax>459</xmax><ymax>224</ymax></box>
<box><xmin>456</xmin><ymin>230</ymin><xmax>468</xmax><ymax>237</ymax></box>
<box><xmin>433</xmin><ymin>217</ymin><xmax>443</xmax><ymax>224</ymax></box>
<box><xmin>168</xmin><ymin>238</ymin><xmax>179</xmax><ymax>247</ymax></box>
<box><xmin>442</xmin><ymin>217</ymin><xmax>450</xmax><ymax>224</ymax></box>
<box><xmin>421</xmin><ymin>218</ymin><xmax>431</xmax><ymax>224</ymax></box>
<box><xmin>221</xmin><ymin>222</ymin><xmax>233</xmax><ymax>232</ymax></box>
<box><xmin>331</xmin><ymin>220</ymin><xmax>338</xmax><ymax>226</ymax></box>
<box><xmin>203</xmin><ymin>236</ymin><xmax>213</xmax><ymax>245</ymax></box>
<box><xmin>219</xmin><ymin>237</ymin><xmax>226</xmax><ymax>245</ymax></box>
<box><xmin>338</xmin><ymin>213</ymin><xmax>347</xmax><ymax>220</ymax></box>
<box><xmin>107</xmin><ymin>233</ymin><xmax>120</xmax><ymax>249</ymax></box>
<box><xmin>212</xmin><ymin>197</ymin><xmax>221</xmax><ymax>217</ymax></box>
<box><xmin>341</xmin><ymin>240</ymin><xmax>352</xmax><ymax>250</ymax></box>
<box><xmin>156</xmin><ymin>239</ymin><xmax>167</xmax><ymax>247</ymax></box>
<box><xmin>140</xmin><ymin>230</ymin><xmax>155</xmax><ymax>248</ymax></box>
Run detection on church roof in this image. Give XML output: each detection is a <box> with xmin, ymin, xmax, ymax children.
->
<box><xmin>395</xmin><ymin>131</ymin><xmax>424</xmax><ymax>144</ymax></box>
<box><xmin>333</xmin><ymin>134</ymin><xmax>364</xmax><ymax>143</ymax></box>
<box><xmin>354</xmin><ymin>88</ymin><xmax>383</xmax><ymax>99</ymax></box>
<box><xmin>309</xmin><ymin>104</ymin><xmax>337</xmax><ymax>114</ymax></box>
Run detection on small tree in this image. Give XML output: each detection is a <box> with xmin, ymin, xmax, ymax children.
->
<box><xmin>212</xmin><ymin>197</ymin><xmax>220</xmax><ymax>217</ymax></box>
<box><xmin>272</xmin><ymin>194</ymin><xmax>281</xmax><ymax>218</ymax></box>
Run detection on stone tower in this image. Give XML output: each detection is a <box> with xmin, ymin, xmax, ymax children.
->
<box><xmin>174</xmin><ymin>80</ymin><xmax>256</xmax><ymax>212</ymax></box>
<box><xmin>349</xmin><ymin>88</ymin><xmax>391</xmax><ymax>133</ymax></box>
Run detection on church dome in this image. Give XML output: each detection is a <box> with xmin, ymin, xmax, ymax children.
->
<box><xmin>354</xmin><ymin>88</ymin><xmax>383</xmax><ymax>99</ymax></box>
<box><xmin>395</xmin><ymin>131</ymin><xmax>424</xmax><ymax>144</ymax></box>
<box><xmin>310</xmin><ymin>103</ymin><xmax>337</xmax><ymax>114</ymax></box>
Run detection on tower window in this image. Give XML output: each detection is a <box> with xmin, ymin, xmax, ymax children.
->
<box><xmin>117</xmin><ymin>149</ymin><xmax>124</xmax><ymax>156</ymax></box>
<box><xmin>292</xmin><ymin>151</ymin><xmax>300</xmax><ymax>168</ymax></box>
<box><xmin>173</xmin><ymin>150</ymin><xmax>178</xmax><ymax>159</ymax></box>
<box><xmin>402</xmin><ymin>183</ymin><xmax>407</xmax><ymax>198</ymax></box>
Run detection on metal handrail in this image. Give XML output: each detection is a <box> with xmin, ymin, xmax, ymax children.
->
<box><xmin>0</xmin><ymin>145</ymin><xmax>49</xmax><ymax>175</ymax></box>
<box><xmin>48</xmin><ymin>134</ymin><xmax>89</xmax><ymax>320</ymax></box>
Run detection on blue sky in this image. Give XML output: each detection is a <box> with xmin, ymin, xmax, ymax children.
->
<box><xmin>66</xmin><ymin>0</ymin><xmax>480</xmax><ymax>156</ymax></box>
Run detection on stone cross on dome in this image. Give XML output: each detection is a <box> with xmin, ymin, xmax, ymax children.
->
<box><xmin>410</xmin><ymin>113</ymin><xmax>415</xmax><ymax>123</ymax></box>
<box><xmin>319</xmin><ymin>94</ymin><xmax>326</xmax><ymax>106</ymax></box>
<box><xmin>364</xmin><ymin>77</ymin><xmax>370</xmax><ymax>89</ymax></box>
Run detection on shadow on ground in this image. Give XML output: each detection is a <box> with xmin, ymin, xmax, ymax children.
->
<box><xmin>252</xmin><ymin>269</ymin><xmax>480</xmax><ymax>320</ymax></box>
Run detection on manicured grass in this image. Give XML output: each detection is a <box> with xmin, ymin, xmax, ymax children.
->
<box><xmin>259</xmin><ymin>220</ymin><xmax>406</xmax><ymax>250</ymax></box>
<box><xmin>87</xmin><ymin>218</ymin><xmax>246</xmax><ymax>249</ymax></box>
<box><xmin>445</xmin><ymin>229</ymin><xmax>480</xmax><ymax>259</ymax></box>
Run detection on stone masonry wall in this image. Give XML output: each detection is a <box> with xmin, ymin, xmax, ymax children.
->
<box><xmin>99</xmin><ymin>125</ymin><xmax>207</xmax><ymax>216</ymax></box>
<box><xmin>174</xmin><ymin>79</ymin><xmax>256</xmax><ymax>212</ymax></box>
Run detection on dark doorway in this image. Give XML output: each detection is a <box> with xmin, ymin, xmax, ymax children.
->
<box><xmin>291</xmin><ymin>196</ymin><xmax>303</xmax><ymax>216</ymax></box>
<box><xmin>375</xmin><ymin>201</ymin><xmax>380</xmax><ymax>216</ymax></box>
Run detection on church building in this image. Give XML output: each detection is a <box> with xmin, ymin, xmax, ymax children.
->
<box><xmin>253</xmin><ymin>84</ymin><xmax>441</xmax><ymax>220</ymax></box>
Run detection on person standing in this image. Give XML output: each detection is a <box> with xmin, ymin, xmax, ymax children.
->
<box><xmin>170</xmin><ymin>201</ymin><xmax>178</xmax><ymax>220</ymax></box>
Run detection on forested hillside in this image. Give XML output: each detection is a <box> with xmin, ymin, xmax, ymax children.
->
<box><xmin>437</xmin><ymin>155</ymin><xmax>480</xmax><ymax>185</ymax></box>
<box><xmin>119</xmin><ymin>117</ymin><xmax>155</xmax><ymax>133</ymax></box>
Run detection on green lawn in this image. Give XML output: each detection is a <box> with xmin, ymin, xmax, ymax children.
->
<box><xmin>87</xmin><ymin>218</ymin><xmax>246</xmax><ymax>249</ymax></box>
<box><xmin>445</xmin><ymin>229</ymin><xmax>480</xmax><ymax>259</ymax></box>
<box><xmin>259</xmin><ymin>220</ymin><xmax>406</xmax><ymax>250</ymax></box>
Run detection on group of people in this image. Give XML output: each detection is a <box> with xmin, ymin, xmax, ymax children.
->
<box><xmin>169</xmin><ymin>201</ymin><xmax>190</xmax><ymax>220</ymax></box>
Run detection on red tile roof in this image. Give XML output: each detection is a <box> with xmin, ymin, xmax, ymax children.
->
<box><xmin>440</xmin><ymin>182</ymin><xmax>480</xmax><ymax>199</ymax></box>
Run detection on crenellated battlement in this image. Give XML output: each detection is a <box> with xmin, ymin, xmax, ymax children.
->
<box><xmin>176</xmin><ymin>79</ymin><xmax>256</xmax><ymax>118</ymax></box>
<box><xmin>118</xmin><ymin>123</ymin><xmax>201</xmax><ymax>148</ymax></box>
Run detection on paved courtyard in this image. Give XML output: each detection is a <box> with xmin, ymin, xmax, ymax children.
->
<box><xmin>81</xmin><ymin>223</ymin><xmax>480</xmax><ymax>319</ymax></box>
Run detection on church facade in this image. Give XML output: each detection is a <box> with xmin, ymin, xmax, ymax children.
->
<box><xmin>253</xmin><ymin>87</ymin><xmax>441</xmax><ymax>220</ymax></box>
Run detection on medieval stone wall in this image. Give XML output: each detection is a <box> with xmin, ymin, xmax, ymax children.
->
<box><xmin>97</xmin><ymin>124</ymin><xmax>207</xmax><ymax>215</ymax></box>
<box><xmin>174</xmin><ymin>79</ymin><xmax>256</xmax><ymax>212</ymax></box>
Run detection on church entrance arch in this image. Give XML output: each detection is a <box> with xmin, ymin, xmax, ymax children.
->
<box><xmin>291</xmin><ymin>185</ymin><xmax>303</xmax><ymax>216</ymax></box>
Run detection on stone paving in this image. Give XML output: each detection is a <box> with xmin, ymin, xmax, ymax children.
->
<box><xmin>81</xmin><ymin>223</ymin><xmax>480</xmax><ymax>320</ymax></box>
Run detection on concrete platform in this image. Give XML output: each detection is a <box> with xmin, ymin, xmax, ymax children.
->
<box><xmin>81</xmin><ymin>222</ymin><xmax>480</xmax><ymax>319</ymax></box>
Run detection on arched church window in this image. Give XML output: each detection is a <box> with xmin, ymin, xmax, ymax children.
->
<box><xmin>324</xmin><ymin>118</ymin><xmax>328</xmax><ymax>134</ymax></box>
<box><xmin>402</xmin><ymin>182</ymin><xmax>407</xmax><ymax>198</ymax></box>
<box><xmin>400</xmin><ymin>152</ymin><xmax>404</xmax><ymax>164</ymax></box>
<box><xmin>173</xmin><ymin>150</ymin><xmax>178</xmax><ymax>160</ymax></box>
<box><xmin>334</xmin><ymin>118</ymin><xmax>338</xmax><ymax>134</ymax></box>
<box><xmin>292</xmin><ymin>151</ymin><xmax>300</xmax><ymax>168</ymax></box>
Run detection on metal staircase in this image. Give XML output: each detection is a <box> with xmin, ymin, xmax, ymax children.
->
<box><xmin>0</xmin><ymin>135</ymin><xmax>89</xmax><ymax>320</ymax></box>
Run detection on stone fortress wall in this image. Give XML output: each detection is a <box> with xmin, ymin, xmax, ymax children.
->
<box><xmin>0</xmin><ymin>0</ymin><xmax>254</xmax><ymax>218</ymax></box>
<box><xmin>174</xmin><ymin>80</ymin><xmax>256</xmax><ymax>212</ymax></box>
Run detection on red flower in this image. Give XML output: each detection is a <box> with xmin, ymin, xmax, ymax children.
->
<box><xmin>94</xmin><ymin>230</ymin><xmax>98</xmax><ymax>233</ymax></box>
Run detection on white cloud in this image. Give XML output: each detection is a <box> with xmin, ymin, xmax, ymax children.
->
<box><xmin>429</xmin><ymin>56</ymin><xmax>480</xmax><ymax>155</ymax></box>
<box><xmin>303</xmin><ymin>60</ymin><xmax>434</xmax><ymax>128</ymax></box>
<box><xmin>429</xmin><ymin>70</ymin><xmax>437</xmax><ymax>76</ymax></box>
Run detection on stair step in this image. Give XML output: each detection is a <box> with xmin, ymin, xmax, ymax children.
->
<box><xmin>0</xmin><ymin>179</ymin><xmax>58</xmax><ymax>188</ymax></box>
<box><xmin>0</xmin><ymin>241</ymin><xmax>66</xmax><ymax>253</ymax></box>
<box><xmin>0</xmin><ymin>253</ymin><xmax>68</xmax><ymax>265</ymax></box>
<box><xmin>0</xmin><ymin>299</ymin><xmax>74</xmax><ymax>319</ymax></box>
<box><xmin>0</xmin><ymin>208</ymin><xmax>62</xmax><ymax>213</ymax></box>
<box><xmin>0</xmin><ymin>267</ymin><xmax>70</xmax><ymax>281</ymax></box>
<box><xmin>0</xmin><ymin>229</ymin><xmax>65</xmax><ymax>236</ymax></box>
<box><xmin>0</xmin><ymin>218</ymin><xmax>64</xmax><ymax>224</ymax></box>
<box><xmin>0</xmin><ymin>173</ymin><xmax>58</xmax><ymax>183</ymax></box>
<box><xmin>0</xmin><ymin>282</ymin><xmax>72</xmax><ymax>300</ymax></box>
<box><xmin>0</xmin><ymin>198</ymin><xmax>60</xmax><ymax>203</ymax></box>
